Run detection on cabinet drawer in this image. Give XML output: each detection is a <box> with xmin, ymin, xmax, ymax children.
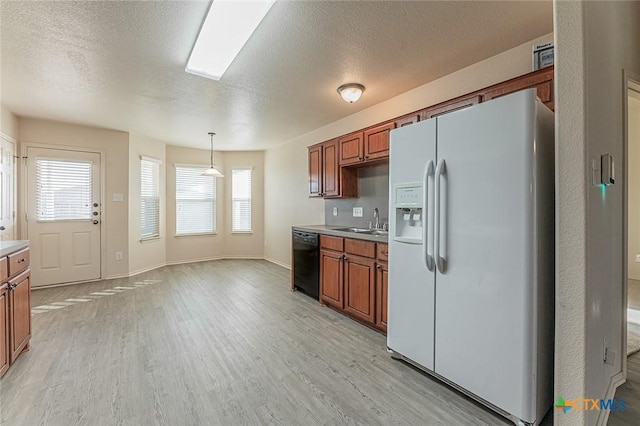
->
<box><xmin>321</xmin><ymin>235</ymin><xmax>344</xmax><ymax>252</ymax></box>
<box><xmin>345</xmin><ymin>239</ymin><xmax>375</xmax><ymax>259</ymax></box>
<box><xmin>376</xmin><ymin>244</ymin><xmax>388</xmax><ymax>262</ymax></box>
<box><xmin>0</xmin><ymin>257</ymin><xmax>7</xmax><ymax>282</ymax></box>
<box><xmin>8</xmin><ymin>248</ymin><xmax>29</xmax><ymax>277</ymax></box>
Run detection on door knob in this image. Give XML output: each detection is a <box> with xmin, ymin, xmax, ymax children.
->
<box><xmin>93</xmin><ymin>202</ymin><xmax>99</xmax><ymax>207</ymax></box>
<box><xmin>92</xmin><ymin>211</ymin><xmax>99</xmax><ymax>216</ymax></box>
<box><xmin>92</xmin><ymin>220</ymin><xmax>99</xmax><ymax>225</ymax></box>
<box><xmin>0</xmin><ymin>226</ymin><xmax>5</xmax><ymax>231</ymax></box>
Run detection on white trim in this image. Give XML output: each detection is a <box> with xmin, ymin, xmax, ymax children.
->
<box><xmin>165</xmin><ymin>256</ymin><xmax>225</xmax><ymax>266</ymax></box>
<box><xmin>140</xmin><ymin>235</ymin><xmax>161</xmax><ymax>243</ymax></box>
<box><xmin>128</xmin><ymin>262</ymin><xmax>167</xmax><ymax>278</ymax></box>
<box><xmin>0</xmin><ymin>132</ymin><xmax>17</xmax><ymax>143</ymax></box>
<box><xmin>174</xmin><ymin>163</ymin><xmax>209</xmax><ymax>169</ymax></box>
<box><xmin>264</xmin><ymin>256</ymin><xmax>291</xmax><ymax>270</ymax></box>
<box><xmin>174</xmin><ymin>232</ymin><xmax>218</xmax><ymax>238</ymax></box>
<box><xmin>221</xmin><ymin>255</ymin><xmax>264</xmax><ymax>260</ymax></box>
<box><xmin>231</xmin><ymin>231</ymin><xmax>253</xmax><ymax>234</ymax></box>
<box><xmin>628</xmin><ymin>274</ymin><xmax>640</xmax><ymax>281</ymax></box>
<box><xmin>597</xmin><ymin>371</ymin><xmax>626</xmax><ymax>425</ymax></box>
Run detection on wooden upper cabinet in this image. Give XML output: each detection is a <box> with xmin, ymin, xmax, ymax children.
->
<box><xmin>308</xmin><ymin>144</ymin><xmax>322</xmax><ymax>198</ymax></box>
<box><xmin>481</xmin><ymin>66</ymin><xmax>554</xmax><ymax>111</ymax></box>
<box><xmin>363</xmin><ymin>122</ymin><xmax>395</xmax><ymax>161</ymax></box>
<box><xmin>338</xmin><ymin>132</ymin><xmax>364</xmax><ymax>166</ymax></box>
<box><xmin>322</xmin><ymin>140</ymin><xmax>340</xmax><ymax>197</ymax></box>
<box><xmin>423</xmin><ymin>94</ymin><xmax>481</xmax><ymax>120</ymax></box>
<box><xmin>395</xmin><ymin>113</ymin><xmax>420</xmax><ymax>128</ymax></box>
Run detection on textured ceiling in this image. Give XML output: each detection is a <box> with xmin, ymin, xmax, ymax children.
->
<box><xmin>0</xmin><ymin>1</ymin><xmax>553</xmax><ymax>150</ymax></box>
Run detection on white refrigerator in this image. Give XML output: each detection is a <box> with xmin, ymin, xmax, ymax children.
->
<box><xmin>387</xmin><ymin>89</ymin><xmax>554</xmax><ymax>426</ymax></box>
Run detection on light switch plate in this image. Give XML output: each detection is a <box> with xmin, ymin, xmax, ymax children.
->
<box><xmin>332</xmin><ymin>207</ymin><xmax>338</xmax><ymax>216</ymax></box>
<box><xmin>636</xmin><ymin>254</ymin><xmax>640</xmax><ymax>263</ymax></box>
<box><xmin>113</xmin><ymin>193</ymin><xmax>124</xmax><ymax>202</ymax></box>
<box><xmin>353</xmin><ymin>207</ymin><xmax>363</xmax><ymax>217</ymax></box>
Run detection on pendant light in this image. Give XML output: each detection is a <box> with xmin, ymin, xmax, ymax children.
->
<box><xmin>202</xmin><ymin>132</ymin><xmax>224</xmax><ymax>177</ymax></box>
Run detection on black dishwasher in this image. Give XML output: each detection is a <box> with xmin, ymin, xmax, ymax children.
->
<box><xmin>292</xmin><ymin>230</ymin><xmax>319</xmax><ymax>300</ymax></box>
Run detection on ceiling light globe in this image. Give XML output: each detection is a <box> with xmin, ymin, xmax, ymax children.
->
<box><xmin>337</xmin><ymin>83</ymin><xmax>365</xmax><ymax>103</ymax></box>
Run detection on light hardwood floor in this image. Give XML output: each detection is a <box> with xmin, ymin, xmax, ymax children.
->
<box><xmin>3</xmin><ymin>260</ymin><xmax>557</xmax><ymax>425</ymax></box>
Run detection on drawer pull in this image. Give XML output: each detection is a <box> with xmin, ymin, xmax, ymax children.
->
<box><xmin>381</xmin><ymin>251</ymin><xmax>388</xmax><ymax>256</ymax></box>
<box><xmin>16</xmin><ymin>258</ymin><xmax>27</xmax><ymax>264</ymax></box>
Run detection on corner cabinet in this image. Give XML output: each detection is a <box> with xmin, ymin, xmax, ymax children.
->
<box><xmin>0</xmin><ymin>244</ymin><xmax>31</xmax><ymax>379</ymax></box>
<box><xmin>308</xmin><ymin>140</ymin><xmax>357</xmax><ymax>199</ymax></box>
<box><xmin>319</xmin><ymin>235</ymin><xmax>388</xmax><ymax>334</ymax></box>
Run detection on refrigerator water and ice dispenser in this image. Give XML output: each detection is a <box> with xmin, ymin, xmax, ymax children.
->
<box><xmin>393</xmin><ymin>183</ymin><xmax>423</xmax><ymax>244</ymax></box>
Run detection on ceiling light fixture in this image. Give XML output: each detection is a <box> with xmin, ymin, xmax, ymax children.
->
<box><xmin>337</xmin><ymin>83</ymin><xmax>365</xmax><ymax>103</ymax></box>
<box><xmin>202</xmin><ymin>132</ymin><xmax>224</xmax><ymax>177</ymax></box>
<box><xmin>186</xmin><ymin>0</ymin><xmax>276</xmax><ymax>81</ymax></box>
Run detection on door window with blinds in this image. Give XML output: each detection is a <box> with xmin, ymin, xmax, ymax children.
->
<box><xmin>175</xmin><ymin>165</ymin><xmax>216</xmax><ymax>235</ymax></box>
<box><xmin>232</xmin><ymin>168</ymin><xmax>252</xmax><ymax>233</ymax></box>
<box><xmin>140</xmin><ymin>156</ymin><xmax>160</xmax><ymax>239</ymax></box>
<box><xmin>36</xmin><ymin>158</ymin><xmax>92</xmax><ymax>221</ymax></box>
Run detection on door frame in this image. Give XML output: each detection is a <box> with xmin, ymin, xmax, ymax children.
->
<box><xmin>0</xmin><ymin>132</ymin><xmax>17</xmax><ymax>240</ymax></box>
<box><xmin>20</xmin><ymin>142</ymin><xmax>107</xmax><ymax>284</ymax></box>
<box><xmin>623</xmin><ymin>70</ymin><xmax>640</xmax><ymax>380</ymax></box>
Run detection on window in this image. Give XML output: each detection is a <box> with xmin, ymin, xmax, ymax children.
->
<box><xmin>140</xmin><ymin>157</ymin><xmax>160</xmax><ymax>239</ymax></box>
<box><xmin>232</xmin><ymin>168</ymin><xmax>252</xmax><ymax>232</ymax></box>
<box><xmin>175</xmin><ymin>165</ymin><xmax>216</xmax><ymax>235</ymax></box>
<box><xmin>36</xmin><ymin>158</ymin><xmax>92</xmax><ymax>221</ymax></box>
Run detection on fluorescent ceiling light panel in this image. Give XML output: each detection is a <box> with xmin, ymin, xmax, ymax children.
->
<box><xmin>186</xmin><ymin>0</ymin><xmax>276</xmax><ymax>80</ymax></box>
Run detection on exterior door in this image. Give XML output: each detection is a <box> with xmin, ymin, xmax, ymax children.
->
<box><xmin>26</xmin><ymin>147</ymin><xmax>101</xmax><ymax>287</ymax></box>
<box><xmin>0</xmin><ymin>135</ymin><xmax>15</xmax><ymax>240</ymax></box>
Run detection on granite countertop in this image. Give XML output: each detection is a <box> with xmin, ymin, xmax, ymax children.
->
<box><xmin>0</xmin><ymin>240</ymin><xmax>29</xmax><ymax>257</ymax></box>
<box><xmin>292</xmin><ymin>225</ymin><xmax>388</xmax><ymax>244</ymax></box>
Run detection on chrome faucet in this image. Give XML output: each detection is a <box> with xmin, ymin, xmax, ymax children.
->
<box><xmin>373</xmin><ymin>208</ymin><xmax>380</xmax><ymax>230</ymax></box>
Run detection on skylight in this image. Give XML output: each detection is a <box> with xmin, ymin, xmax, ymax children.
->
<box><xmin>186</xmin><ymin>0</ymin><xmax>276</xmax><ymax>81</ymax></box>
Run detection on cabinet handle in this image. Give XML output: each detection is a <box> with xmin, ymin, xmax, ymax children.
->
<box><xmin>381</xmin><ymin>251</ymin><xmax>388</xmax><ymax>256</ymax></box>
<box><xmin>17</xmin><ymin>258</ymin><xmax>26</xmax><ymax>263</ymax></box>
<box><xmin>376</xmin><ymin>264</ymin><xmax>381</xmax><ymax>269</ymax></box>
<box><xmin>364</xmin><ymin>156</ymin><xmax>369</xmax><ymax>159</ymax></box>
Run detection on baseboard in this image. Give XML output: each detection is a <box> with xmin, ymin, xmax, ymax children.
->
<box><xmin>128</xmin><ymin>262</ymin><xmax>168</xmax><ymax>278</ymax></box>
<box><xmin>221</xmin><ymin>255</ymin><xmax>264</xmax><ymax>260</ymax></box>
<box><xmin>264</xmin><ymin>257</ymin><xmax>291</xmax><ymax>270</ymax></box>
<box><xmin>166</xmin><ymin>256</ymin><xmax>225</xmax><ymax>266</ymax></box>
<box><xmin>628</xmin><ymin>275</ymin><xmax>640</xmax><ymax>281</ymax></box>
<box><xmin>596</xmin><ymin>371</ymin><xmax>626</xmax><ymax>425</ymax></box>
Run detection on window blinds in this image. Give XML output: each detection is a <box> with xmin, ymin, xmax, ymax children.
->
<box><xmin>140</xmin><ymin>158</ymin><xmax>160</xmax><ymax>238</ymax></box>
<box><xmin>232</xmin><ymin>168</ymin><xmax>252</xmax><ymax>232</ymax></box>
<box><xmin>175</xmin><ymin>165</ymin><xmax>216</xmax><ymax>235</ymax></box>
<box><xmin>36</xmin><ymin>158</ymin><xmax>92</xmax><ymax>221</ymax></box>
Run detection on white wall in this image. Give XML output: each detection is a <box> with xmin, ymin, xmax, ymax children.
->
<box><xmin>264</xmin><ymin>33</ymin><xmax>554</xmax><ymax>268</ymax></box>
<box><xmin>165</xmin><ymin>145</ymin><xmax>227</xmax><ymax>264</ymax></box>
<box><xmin>628</xmin><ymin>95</ymin><xmax>640</xmax><ymax>280</ymax></box>
<box><xmin>17</xmin><ymin>118</ymin><xmax>130</xmax><ymax>278</ymax></box>
<box><xmin>128</xmin><ymin>134</ymin><xmax>166</xmax><ymax>275</ymax></box>
<box><xmin>1</xmin><ymin>105</ymin><xmax>19</xmax><ymax>140</ymax></box>
<box><xmin>554</xmin><ymin>1</ymin><xmax>640</xmax><ymax>425</ymax></box>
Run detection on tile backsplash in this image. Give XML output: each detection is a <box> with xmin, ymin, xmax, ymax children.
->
<box><xmin>325</xmin><ymin>165</ymin><xmax>389</xmax><ymax>228</ymax></box>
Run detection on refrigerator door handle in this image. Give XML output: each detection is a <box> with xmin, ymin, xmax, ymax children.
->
<box><xmin>435</xmin><ymin>159</ymin><xmax>447</xmax><ymax>273</ymax></box>
<box><xmin>423</xmin><ymin>161</ymin><xmax>435</xmax><ymax>271</ymax></box>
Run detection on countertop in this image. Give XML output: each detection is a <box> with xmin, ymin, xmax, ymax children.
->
<box><xmin>0</xmin><ymin>240</ymin><xmax>29</xmax><ymax>257</ymax></box>
<box><xmin>292</xmin><ymin>225</ymin><xmax>388</xmax><ymax>244</ymax></box>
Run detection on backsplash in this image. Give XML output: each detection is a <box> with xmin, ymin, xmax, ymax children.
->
<box><xmin>325</xmin><ymin>165</ymin><xmax>389</xmax><ymax>228</ymax></box>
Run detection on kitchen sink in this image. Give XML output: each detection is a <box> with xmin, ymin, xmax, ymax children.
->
<box><xmin>333</xmin><ymin>227</ymin><xmax>388</xmax><ymax>236</ymax></box>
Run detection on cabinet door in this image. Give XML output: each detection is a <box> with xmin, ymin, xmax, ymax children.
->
<box><xmin>338</xmin><ymin>133</ymin><xmax>363</xmax><ymax>166</ymax></box>
<box><xmin>322</xmin><ymin>140</ymin><xmax>340</xmax><ymax>197</ymax></box>
<box><xmin>9</xmin><ymin>271</ymin><xmax>30</xmax><ymax>363</ymax></box>
<box><xmin>481</xmin><ymin>66</ymin><xmax>554</xmax><ymax>111</ymax></box>
<box><xmin>423</xmin><ymin>94</ymin><xmax>481</xmax><ymax>119</ymax></box>
<box><xmin>395</xmin><ymin>113</ymin><xmax>420</xmax><ymax>128</ymax></box>
<box><xmin>376</xmin><ymin>262</ymin><xmax>388</xmax><ymax>333</ymax></box>
<box><xmin>308</xmin><ymin>144</ymin><xmax>322</xmax><ymax>197</ymax></box>
<box><xmin>0</xmin><ymin>285</ymin><xmax>8</xmax><ymax>378</ymax></box>
<box><xmin>320</xmin><ymin>250</ymin><xmax>343</xmax><ymax>309</ymax></box>
<box><xmin>343</xmin><ymin>255</ymin><xmax>375</xmax><ymax>324</ymax></box>
<box><xmin>363</xmin><ymin>122</ymin><xmax>395</xmax><ymax>161</ymax></box>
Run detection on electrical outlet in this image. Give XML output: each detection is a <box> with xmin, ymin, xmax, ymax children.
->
<box><xmin>635</xmin><ymin>254</ymin><xmax>640</xmax><ymax>263</ymax></box>
<box><xmin>116</xmin><ymin>251</ymin><xmax>123</xmax><ymax>261</ymax></box>
<box><xmin>332</xmin><ymin>207</ymin><xmax>338</xmax><ymax>216</ymax></box>
<box><xmin>353</xmin><ymin>207</ymin><xmax>363</xmax><ymax>217</ymax></box>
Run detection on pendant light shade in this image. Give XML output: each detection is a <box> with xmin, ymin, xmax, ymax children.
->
<box><xmin>202</xmin><ymin>132</ymin><xmax>224</xmax><ymax>177</ymax></box>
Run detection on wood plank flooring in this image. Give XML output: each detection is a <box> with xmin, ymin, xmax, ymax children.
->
<box><xmin>1</xmin><ymin>260</ymin><xmax>556</xmax><ymax>425</ymax></box>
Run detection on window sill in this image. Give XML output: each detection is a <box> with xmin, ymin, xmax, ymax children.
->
<box><xmin>175</xmin><ymin>232</ymin><xmax>217</xmax><ymax>238</ymax></box>
<box><xmin>231</xmin><ymin>231</ymin><xmax>253</xmax><ymax>234</ymax></box>
<box><xmin>140</xmin><ymin>235</ymin><xmax>161</xmax><ymax>243</ymax></box>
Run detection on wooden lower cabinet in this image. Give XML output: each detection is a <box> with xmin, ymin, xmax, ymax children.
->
<box><xmin>343</xmin><ymin>255</ymin><xmax>376</xmax><ymax>324</ymax></box>
<box><xmin>0</xmin><ymin>244</ymin><xmax>31</xmax><ymax>380</ymax></box>
<box><xmin>375</xmin><ymin>261</ymin><xmax>388</xmax><ymax>333</ymax></box>
<box><xmin>0</xmin><ymin>284</ymin><xmax>8</xmax><ymax>378</ymax></box>
<box><xmin>319</xmin><ymin>236</ymin><xmax>388</xmax><ymax>334</ymax></box>
<box><xmin>9</xmin><ymin>271</ymin><xmax>31</xmax><ymax>363</ymax></box>
<box><xmin>320</xmin><ymin>249</ymin><xmax>344</xmax><ymax>309</ymax></box>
